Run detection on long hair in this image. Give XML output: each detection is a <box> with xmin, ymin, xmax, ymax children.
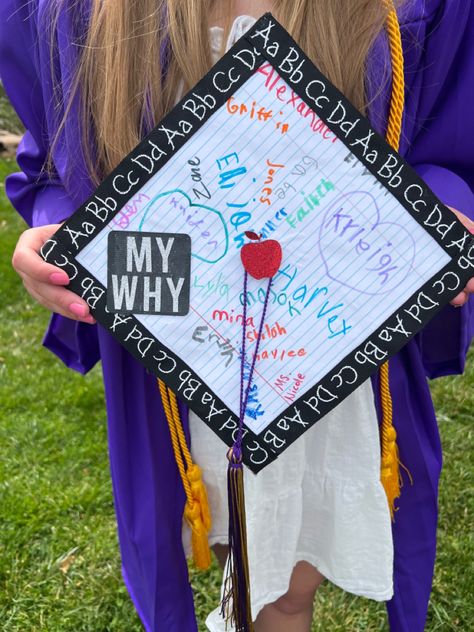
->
<box><xmin>46</xmin><ymin>0</ymin><xmax>403</xmax><ymax>188</ymax></box>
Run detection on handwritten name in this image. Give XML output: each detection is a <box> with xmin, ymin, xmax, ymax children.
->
<box><xmin>256</xmin><ymin>63</ymin><xmax>337</xmax><ymax>143</ymax></box>
<box><xmin>192</xmin><ymin>326</ymin><xmax>235</xmax><ymax>368</ymax></box>
<box><xmin>286</xmin><ymin>179</ymin><xmax>335</xmax><ymax>229</ymax></box>
<box><xmin>226</xmin><ymin>97</ymin><xmax>289</xmax><ymax>134</ymax></box>
<box><xmin>256</xmin><ymin>347</ymin><xmax>307</xmax><ymax>362</ymax></box>
<box><xmin>212</xmin><ymin>308</ymin><xmax>255</xmax><ymax>328</ymax></box>
<box><xmin>259</xmin><ymin>159</ymin><xmax>285</xmax><ymax>206</ymax></box>
<box><xmin>111</xmin><ymin>193</ymin><xmax>151</xmax><ymax>229</ymax></box>
<box><xmin>188</xmin><ymin>156</ymin><xmax>212</xmax><ymax>201</ymax></box>
<box><xmin>274</xmin><ymin>372</ymin><xmax>306</xmax><ymax>403</ymax></box>
<box><xmin>193</xmin><ymin>272</ymin><xmax>230</xmax><ymax>300</ymax></box>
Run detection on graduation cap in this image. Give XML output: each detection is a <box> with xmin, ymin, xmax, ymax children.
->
<box><xmin>40</xmin><ymin>12</ymin><xmax>474</xmax><ymax>630</ymax></box>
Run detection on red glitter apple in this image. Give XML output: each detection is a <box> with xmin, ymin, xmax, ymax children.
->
<box><xmin>240</xmin><ymin>231</ymin><xmax>282</xmax><ymax>280</ymax></box>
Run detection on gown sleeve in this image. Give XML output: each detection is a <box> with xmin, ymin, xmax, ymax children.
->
<box><xmin>0</xmin><ymin>0</ymin><xmax>100</xmax><ymax>374</ymax></box>
<box><xmin>402</xmin><ymin>0</ymin><xmax>474</xmax><ymax>378</ymax></box>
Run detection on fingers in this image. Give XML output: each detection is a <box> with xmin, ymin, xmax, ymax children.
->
<box><xmin>450</xmin><ymin>290</ymin><xmax>468</xmax><ymax>307</ymax></box>
<box><xmin>12</xmin><ymin>226</ymin><xmax>70</xmax><ymax>285</ymax></box>
<box><xmin>466</xmin><ymin>277</ymin><xmax>474</xmax><ymax>294</ymax></box>
<box><xmin>26</xmin><ymin>282</ymin><xmax>96</xmax><ymax>323</ymax></box>
<box><xmin>21</xmin><ymin>273</ymin><xmax>96</xmax><ymax>323</ymax></box>
<box><xmin>451</xmin><ymin>277</ymin><xmax>474</xmax><ymax>307</ymax></box>
<box><xmin>446</xmin><ymin>209</ymin><xmax>474</xmax><ymax>306</ymax></box>
<box><xmin>449</xmin><ymin>208</ymin><xmax>474</xmax><ymax>233</ymax></box>
<box><xmin>12</xmin><ymin>225</ymin><xmax>96</xmax><ymax>324</ymax></box>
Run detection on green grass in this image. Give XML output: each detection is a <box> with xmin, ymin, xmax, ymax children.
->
<box><xmin>0</xmin><ymin>85</ymin><xmax>24</xmax><ymax>134</ymax></box>
<box><xmin>0</xmin><ymin>155</ymin><xmax>473</xmax><ymax>631</ymax></box>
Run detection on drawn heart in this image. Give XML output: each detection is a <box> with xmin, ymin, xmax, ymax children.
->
<box><xmin>318</xmin><ymin>191</ymin><xmax>416</xmax><ymax>296</ymax></box>
<box><xmin>139</xmin><ymin>189</ymin><xmax>228</xmax><ymax>263</ymax></box>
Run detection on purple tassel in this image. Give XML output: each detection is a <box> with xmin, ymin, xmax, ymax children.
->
<box><xmin>220</xmin><ymin>446</ymin><xmax>253</xmax><ymax>631</ymax></box>
<box><xmin>220</xmin><ymin>274</ymin><xmax>273</xmax><ymax>631</ymax></box>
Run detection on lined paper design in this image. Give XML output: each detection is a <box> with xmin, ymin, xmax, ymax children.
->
<box><xmin>78</xmin><ymin>69</ymin><xmax>449</xmax><ymax>434</ymax></box>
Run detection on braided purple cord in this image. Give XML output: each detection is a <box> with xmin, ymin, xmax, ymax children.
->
<box><xmin>239</xmin><ymin>272</ymin><xmax>249</xmax><ymax>421</ymax></box>
<box><xmin>241</xmin><ymin>278</ymin><xmax>272</xmax><ymax>418</ymax></box>
<box><xmin>233</xmin><ymin>276</ymin><xmax>273</xmax><ymax>462</ymax></box>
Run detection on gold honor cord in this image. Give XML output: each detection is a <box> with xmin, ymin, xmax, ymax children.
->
<box><xmin>379</xmin><ymin>0</ymin><xmax>413</xmax><ymax>520</ymax></box>
<box><xmin>159</xmin><ymin>0</ymin><xmax>410</xmax><ymax>575</ymax></box>
<box><xmin>158</xmin><ymin>379</ymin><xmax>212</xmax><ymax>569</ymax></box>
<box><xmin>384</xmin><ymin>0</ymin><xmax>405</xmax><ymax>151</ymax></box>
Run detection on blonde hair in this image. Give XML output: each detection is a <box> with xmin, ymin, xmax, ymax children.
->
<box><xmin>46</xmin><ymin>0</ymin><xmax>402</xmax><ymax>188</ymax></box>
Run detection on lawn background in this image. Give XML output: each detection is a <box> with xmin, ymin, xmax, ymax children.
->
<box><xmin>1</xmin><ymin>86</ymin><xmax>473</xmax><ymax>630</ymax></box>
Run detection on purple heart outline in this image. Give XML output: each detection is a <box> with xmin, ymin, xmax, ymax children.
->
<box><xmin>318</xmin><ymin>191</ymin><xmax>417</xmax><ymax>296</ymax></box>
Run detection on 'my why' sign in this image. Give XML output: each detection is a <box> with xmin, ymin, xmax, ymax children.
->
<box><xmin>107</xmin><ymin>232</ymin><xmax>191</xmax><ymax>315</ymax></box>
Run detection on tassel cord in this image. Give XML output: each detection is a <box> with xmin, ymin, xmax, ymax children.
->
<box><xmin>158</xmin><ymin>379</ymin><xmax>193</xmax><ymax>501</ymax></box>
<box><xmin>221</xmin><ymin>275</ymin><xmax>273</xmax><ymax>631</ymax></box>
<box><xmin>238</xmin><ymin>275</ymin><xmax>274</xmax><ymax>448</ymax></box>
<box><xmin>158</xmin><ymin>378</ymin><xmax>212</xmax><ymax>569</ymax></box>
<box><xmin>377</xmin><ymin>0</ymin><xmax>414</xmax><ymax>520</ymax></box>
<box><xmin>383</xmin><ymin>0</ymin><xmax>405</xmax><ymax>151</ymax></box>
<box><xmin>238</xmin><ymin>272</ymin><xmax>249</xmax><ymax>434</ymax></box>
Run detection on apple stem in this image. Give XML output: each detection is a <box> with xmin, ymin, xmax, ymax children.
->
<box><xmin>244</xmin><ymin>230</ymin><xmax>262</xmax><ymax>241</ymax></box>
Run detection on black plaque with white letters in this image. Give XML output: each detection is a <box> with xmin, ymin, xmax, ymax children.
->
<box><xmin>107</xmin><ymin>231</ymin><xmax>191</xmax><ymax>315</ymax></box>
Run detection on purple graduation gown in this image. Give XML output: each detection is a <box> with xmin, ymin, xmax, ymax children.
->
<box><xmin>1</xmin><ymin>1</ymin><xmax>473</xmax><ymax>630</ymax></box>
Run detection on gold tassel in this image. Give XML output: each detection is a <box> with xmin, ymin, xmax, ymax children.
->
<box><xmin>380</xmin><ymin>421</ymin><xmax>401</xmax><ymax>520</ymax></box>
<box><xmin>187</xmin><ymin>464</ymin><xmax>212</xmax><ymax>532</ymax></box>
<box><xmin>379</xmin><ymin>362</ymin><xmax>413</xmax><ymax>520</ymax></box>
<box><xmin>158</xmin><ymin>379</ymin><xmax>212</xmax><ymax>570</ymax></box>
<box><xmin>185</xmin><ymin>464</ymin><xmax>212</xmax><ymax>570</ymax></box>
<box><xmin>379</xmin><ymin>362</ymin><xmax>399</xmax><ymax>519</ymax></box>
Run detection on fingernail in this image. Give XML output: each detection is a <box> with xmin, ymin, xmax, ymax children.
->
<box><xmin>70</xmin><ymin>303</ymin><xmax>88</xmax><ymax>318</ymax></box>
<box><xmin>84</xmin><ymin>315</ymin><xmax>96</xmax><ymax>324</ymax></box>
<box><xmin>50</xmin><ymin>272</ymin><xmax>69</xmax><ymax>285</ymax></box>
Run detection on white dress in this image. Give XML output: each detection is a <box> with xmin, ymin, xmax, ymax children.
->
<box><xmin>184</xmin><ymin>15</ymin><xmax>394</xmax><ymax>631</ymax></box>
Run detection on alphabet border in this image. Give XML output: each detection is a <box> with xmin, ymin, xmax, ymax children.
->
<box><xmin>41</xmin><ymin>14</ymin><xmax>474</xmax><ymax>472</ymax></box>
